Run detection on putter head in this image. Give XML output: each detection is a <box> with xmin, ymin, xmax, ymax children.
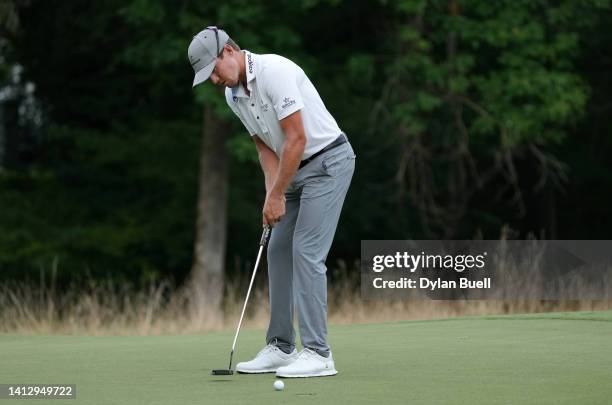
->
<box><xmin>211</xmin><ymin>369</ymin><xmax>234</xmax><ymax>376</ymax></box>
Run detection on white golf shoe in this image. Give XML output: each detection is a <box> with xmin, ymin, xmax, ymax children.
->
<box><xmin>235</xmin><ymin>344</ymin><xmax>298</xmax><ymax>374</ymax></box>
<box><xmin>275</xmin><ymin>348</ymin><xmax>338</xmax><ymax>378</ymax></box>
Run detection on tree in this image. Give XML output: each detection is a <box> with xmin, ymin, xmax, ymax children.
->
<box><xmin>370</xmin><ymin>0</ymin><xmax>595</xmax><ymax>238</ymax></box>
<box><xmin>187</xmin><ymin>103</ymin><xmax>229</xmax><ymax>323</ymax></box>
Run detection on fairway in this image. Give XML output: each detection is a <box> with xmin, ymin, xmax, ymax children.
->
<box><xmin>1</xmin><ymin>311</ymin><xmax>611</xmax><ymax>404</ymax></box>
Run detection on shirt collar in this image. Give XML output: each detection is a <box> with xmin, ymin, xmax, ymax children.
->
<box><xmin>230</xmin><ymin>50</ymin><xmax>257</xmax><ymax>99</ymax></box>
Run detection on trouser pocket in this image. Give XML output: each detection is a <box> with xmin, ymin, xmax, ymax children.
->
<box><xmin>321</xmin><ymin>144</ymin><xmax>356</xmax><ymax>177</ymax></box>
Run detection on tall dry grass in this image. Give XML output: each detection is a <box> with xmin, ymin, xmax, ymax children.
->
<box><xmin>1</xmin><ymin>267</ymin><xmax>610</xmax><ymax>335</ymax></box>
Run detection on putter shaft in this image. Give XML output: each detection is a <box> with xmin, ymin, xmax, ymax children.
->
<box><xmin>222</xmin><ymin>226</ymin><xmax>271</xmax><ymax>373</ymax></box>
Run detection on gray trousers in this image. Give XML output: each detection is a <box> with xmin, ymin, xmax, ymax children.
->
<box><xmin>266</xmin><ymin>141</ymin><xmax>355</xmax><ymax>357</ymax></box>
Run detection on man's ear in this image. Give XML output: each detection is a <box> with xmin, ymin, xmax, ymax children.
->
<box><xmin>222</xmin><ymin>44</ymin><xmax>234</xmax><ymax>57</ymax></box>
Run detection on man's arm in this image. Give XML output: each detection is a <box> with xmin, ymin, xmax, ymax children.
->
<box><xmin>260</xmin><ymin>110</ymin><xmax>306</xmax><ymax>226</ymax></box>
<box><xmin>270</xmin><ymin>110</ymin><xmax>306</xmax><ymax>198</ymax></box>
<box><xmin>253</xmin><ymin>135</ymin><xmax>279</xmax><ymax>193</ymax></box>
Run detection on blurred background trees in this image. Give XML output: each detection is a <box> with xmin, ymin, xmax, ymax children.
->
<box><xmin>1</xmin><ymin>0</ymin><xmax>611</xmax><ymax>294</ymax></box>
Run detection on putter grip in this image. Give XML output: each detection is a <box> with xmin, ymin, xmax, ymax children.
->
<box><xmin>260</xmin><ymin>225</ymin><xmax>271</xmax><ymax>246</ymax></box>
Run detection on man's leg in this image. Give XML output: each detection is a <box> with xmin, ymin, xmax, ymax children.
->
<box><xmin>265</xmin><ymin>190</ymin><xmax>300</xmax><ymax>353</ymax></box>
<box><xmin>293</xmin><ymin>144</ymin><xmax>355</xmax><ymax>356</ymax></box>
<box><xmin>235</xmin><ymin>189</ymin><xmax>301</xmax><ymax>374</ymax></box>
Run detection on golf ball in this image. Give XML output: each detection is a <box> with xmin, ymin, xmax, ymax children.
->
<box><xmin>273</xmin><ymin>380</ymin><xmax>284</xmax><ymax>391</ymax></box>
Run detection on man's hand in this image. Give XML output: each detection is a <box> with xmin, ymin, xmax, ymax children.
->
<box><xmin>263</xmin><ymin>191</ymin><xmax>286</xmax><ymax>227</ymax></box>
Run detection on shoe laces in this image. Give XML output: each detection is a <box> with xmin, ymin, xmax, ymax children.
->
<box><xmin>255</xmin><ymin>344</ymin><xmax>278</xmax><ymax>358</ymax></box>
<box><xmin>297</xmin><ymin>348</ymin><xmax>318</xmax><ymax>360</ymax></box>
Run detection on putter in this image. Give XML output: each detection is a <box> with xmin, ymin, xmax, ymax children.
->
<box><xmin>211</xmin><ymin>225</ymin><xmax>272</xmax><ymax>376</ymax></box>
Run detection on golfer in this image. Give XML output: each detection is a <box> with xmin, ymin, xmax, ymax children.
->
<box><xmin>188</xmin><ymin>26</ymin><xmax>355</xmax><ymax>378</ymax></box>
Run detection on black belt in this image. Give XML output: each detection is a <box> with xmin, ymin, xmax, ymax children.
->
<box><xmin>299</xmin><ymin>134</ymin><xmax>348</xmax><ymax>169</ymax></box>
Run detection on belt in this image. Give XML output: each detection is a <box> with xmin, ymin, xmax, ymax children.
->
<box><xmin>299</xmin><ymin>134</ymin><xmax>348</xmax><ymax>170</ymax></box>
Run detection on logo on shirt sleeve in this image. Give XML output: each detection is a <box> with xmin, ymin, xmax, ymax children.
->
<box><xmin>281</xmin><ymin>97</ymin><xmax>296</xmax><ymax>109</ymax></box>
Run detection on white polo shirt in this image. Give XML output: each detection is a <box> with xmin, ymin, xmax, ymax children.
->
<box><xmin>224</xmin><ymin>50</ymin><xmax>343</xmax><ymax>159</ymax></box>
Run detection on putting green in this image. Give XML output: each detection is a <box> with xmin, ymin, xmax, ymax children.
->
<box><xmin>1</xmin><ymin>311</ymin><xmax>611</xmax><ymax>404</ymax></box>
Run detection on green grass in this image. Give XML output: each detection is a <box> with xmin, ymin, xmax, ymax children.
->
<box><xmin>1</xmin><ymin>311</ymin><xmax>612</xmax><ymax>404</ymax></box>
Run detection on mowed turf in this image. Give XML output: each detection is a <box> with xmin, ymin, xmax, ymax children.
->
<box><xmin>1</xmin><ymin>311</ymin><xmax>612</xmax><ymax>405</ymax></box>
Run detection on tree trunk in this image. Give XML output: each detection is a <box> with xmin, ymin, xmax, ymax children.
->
<box><xmin>188</xmin><ymin>103</ymin><xmax>229</xmax><ymax>327</ymax></box>
<box><xmin>0</xmin><ymin>103</ymin><xmax>5</xmax><ymax>171</ymax></box>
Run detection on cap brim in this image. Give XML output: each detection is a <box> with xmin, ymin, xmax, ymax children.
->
<box><xmin>192</xmin><ymin>60</ymin><xmax>216</xmax><ymax>87</ymax></box>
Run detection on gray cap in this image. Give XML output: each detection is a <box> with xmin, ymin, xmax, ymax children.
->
<box><xmin>188</xmin><ymin>26</ymin><xmax>229</xmax><ymax>87</ymax></box>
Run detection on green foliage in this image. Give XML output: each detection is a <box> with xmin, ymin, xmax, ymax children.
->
<box><xmin>0</xmin><ymin>121</ymin><xmax>200</xmax><ymax>283</ymax></box>
<box><xmin>2</xmin><ymin>0</ymin><xmax>612</xmax><ymax>283</ymax></box>
<box><xmin>363</xmin><ymin>0</ymin><xmax>605</xmax><ymax>236</ymax></box>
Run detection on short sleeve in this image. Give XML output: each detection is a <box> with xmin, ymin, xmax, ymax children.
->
<box><xmin>225</xmin><ymin>89</ymin><xmax>257</xmax><ymax>136</ymax></box>
<box><xmin>260</xmin><ymin>64</ymin><xmax>304</xmax><ymax>120</ymax></box>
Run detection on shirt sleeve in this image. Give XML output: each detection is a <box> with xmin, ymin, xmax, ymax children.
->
<box><xmin>225</xmin><ymin>89</ymin><xmax>257</xmax><ymax>136</ymax></box>
<box><xmin>260</xmin><ymin>63</ymin><xmax>304</xmax><ymax>120</ymax></box>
